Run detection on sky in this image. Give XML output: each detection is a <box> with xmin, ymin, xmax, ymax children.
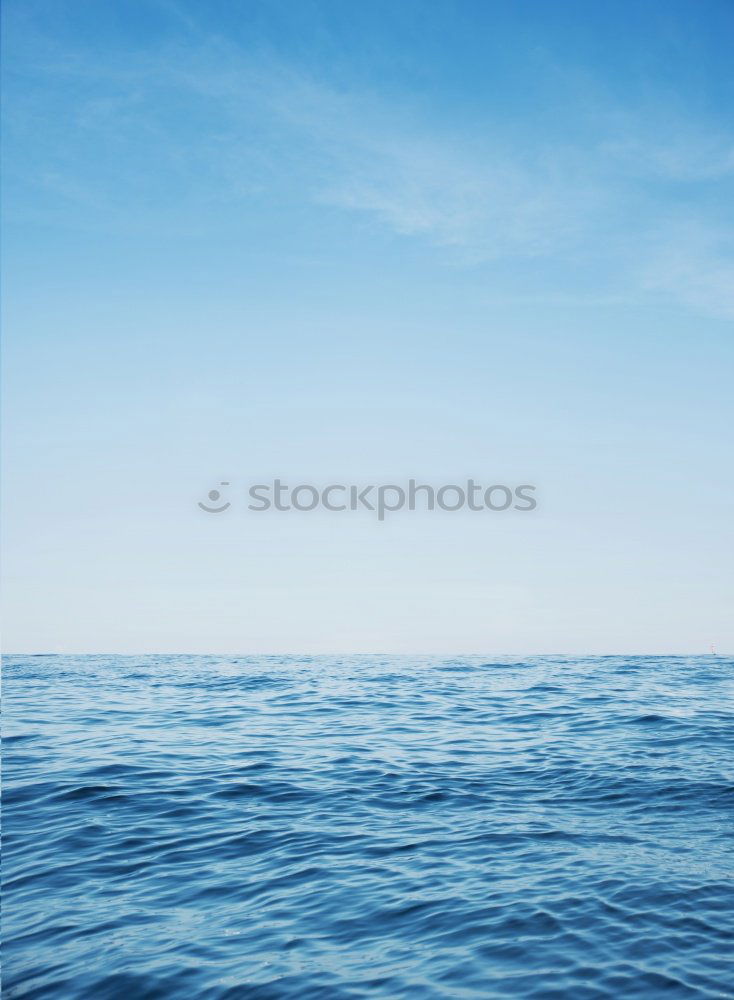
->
<box><xmin>2</xmin><ymin>0</ymin><xmax>733</xmax><ymax>654</ymax></box>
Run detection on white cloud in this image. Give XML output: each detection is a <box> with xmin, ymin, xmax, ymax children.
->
<box><xmin>6</xmin><ymin>31</ymin><xmax>734</xmax><ymax>317</ymax></box>
<box><xmin>640</xmin><ymin>222</ymin><xmax>734</xmax><ymax>319</ymax></box>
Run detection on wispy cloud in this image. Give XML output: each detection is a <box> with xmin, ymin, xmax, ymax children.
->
<box><xmin>599</xmin><ymin>114</ymin><xmax>734</xmax><ymax>182</ymax></box>
<box><xmin>5</xmin><ymin>25</ymin><xmax>734</xmax><ymax>317</ymax></box>
<box><xmin>640</xmin><ymin>222</ymin><xmax>734</xmax><ymax>320</ymax></box>
<box><xmin>248</xmin><ymin>63</ymin><xmax>734</xmax><ymax>316</ymax></box>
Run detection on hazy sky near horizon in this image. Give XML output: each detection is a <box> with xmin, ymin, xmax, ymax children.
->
<box><xmin>3</xmin><ymin>0</ymin><xmax>733</xmax><ymax>654</ymax></box>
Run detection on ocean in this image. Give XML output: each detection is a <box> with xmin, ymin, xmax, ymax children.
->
<box><xmin>3</xmin><ymin>654</ymin><xmax>733</xmax><ymax>998</ymax></box>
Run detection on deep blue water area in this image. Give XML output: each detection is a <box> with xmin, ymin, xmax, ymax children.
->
<box><xmin>3</xmin><ymin>654</ymin><xmax>733</xmax><ymax>998</ymax></box>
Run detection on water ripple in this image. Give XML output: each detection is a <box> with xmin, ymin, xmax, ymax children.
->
<box><xmin>3</xmin><ymin>654</ymin><xmax>733</xmax><ymax>998</ymax></box>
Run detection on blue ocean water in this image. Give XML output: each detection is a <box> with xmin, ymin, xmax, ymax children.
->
<box><xmin>2</xmin><ymin>655</ymin><xmax>733</xmax><ymax>999</ymax></box>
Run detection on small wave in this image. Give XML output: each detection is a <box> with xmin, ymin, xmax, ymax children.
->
<box><xmin>3</xmin><ymin>653</ymin><xmax>733</xmax><ymax>998</ymax></box>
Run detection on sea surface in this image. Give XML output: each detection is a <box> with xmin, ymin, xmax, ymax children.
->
<box><xmin>3</xmin><ymin>654</ymin><xmax>733</xmax><ymax>999</ymax></box>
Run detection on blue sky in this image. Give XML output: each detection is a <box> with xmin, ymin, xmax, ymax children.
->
<box><xmin>2</xmin><ymin>0</ymin><xmax>733</xmax><ymax>653</ymax></box>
